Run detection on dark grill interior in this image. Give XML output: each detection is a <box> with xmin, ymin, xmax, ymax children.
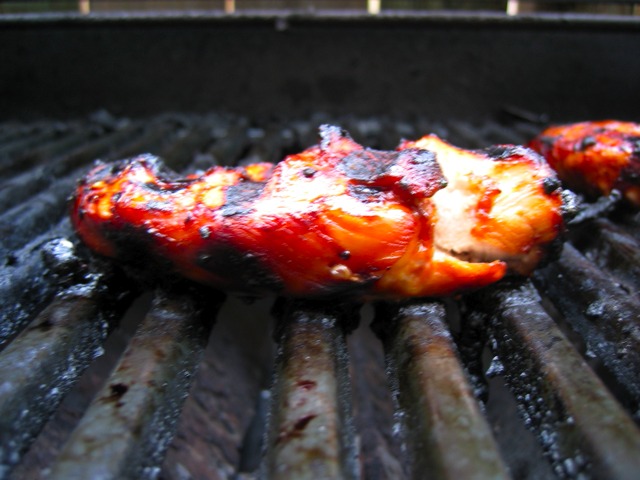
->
<box><xmin>1</xmin><ymin>12</ymin><xmax>640</xmax><ymax>480</ymax></box>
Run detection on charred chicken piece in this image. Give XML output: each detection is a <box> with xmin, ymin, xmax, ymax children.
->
<box><xmin>530</xmin><ymin>120</ymin><xmax>640</xmax><ymax>206</ymax></box>
<box><xmin>71</xmin><ymin>126</ymin><xmax>565</xmax><ymax>299</ymax></box>
<box><xmin>400</xmin><ymin>135</ymin><xmax>567</xmax><ymax>276</ymax></box>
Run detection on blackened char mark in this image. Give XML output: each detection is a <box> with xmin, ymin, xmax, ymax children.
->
<box><xmin>78</xmin><ymin>159</ymin><xmax>127</xmax><ymax>187</ymax></box>
<box><xmin>84</xmin><ymin>155</ymin><xmax>191</xmax><ymax>194</ymax></box>
<box><xmin>482</xmin><ymin>144</ymin><xmax>545</xmax><ymax>165</ymax></box>
<box><xmin>620</xmin><ymin>160</ymin><xmax>640</xmax><ymax>186</ymax></box>
<box><xmin>578</xmin><ymin>135</ymin><xmax>597</xmax><ymax>150</ymax></box>
<box><xmin>536</xmin><ymin>135</ymin><xmax>556</xmax><ymax>150</ymax></box>
<box><xmin>131</xmin><ymin>155</ymin><xmax>197</xmax><ymax>192</ymax></box>
<box><xmin>100</xmin><ymin>224</ymin><xmax>178</xmax><ymax>284</ymax></box>
<box><xmin>143</xmin><ymin>200</ymin><xmax>174</xmax><ymax>212</ymax></box>
<box><xmin>542</xmin><ymin>177</ymin><xmax>562</xmax><ymax>195</ymax></box>
<box><xmin>347</xmin><ymin>184</ymin><xmax>384</xmax><ymax>203</ymax></box>
<box><xmin>339</xmin><ymin>148</ymin><xmax>444</xmax><ymax>199</ymax></box>
<box><xmin>197</xmin><ymin>242</ymin><xmax>283</xmax><ymax>293</ymax></box>
<box><xmin>218</xmin><ymin>181</ymin><xmax>265</xmax><ymax>217</ymax></box>
<box><xmin>141</xmin><ymin>178</ymin><xmax>193</xmax><ymax>193</ymax></box>
<box><xmin>337</xmin><ymin>150</ymin><xmax>395</xmax><ymax>182</ymax></box>
<box><xmin>300</xmin><ymin>269</ymin><xmax>382</xmax><ymax>299</ymax></box>
<box><xmin>133</xmin><ymin>154</ymin><xmax>182</xmax><ymax>182</ymax></box>
<box><xmin>620</xmin><ymin>136</ymin><xmax>640</xmax><ymax>186</ymax></box>
<box><xmin>394</xmin><ymin>148</ymin><xmax>444</xmax><ymax>198</ymax></box>
<box><xmin>319</xmin><ymin>124</ymin><xmax>351</xmax><ymax>150</ymax></box>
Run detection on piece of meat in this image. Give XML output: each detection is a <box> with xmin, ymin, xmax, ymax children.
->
<box><xmin>71</xmin><ymin>125</ymin><xmax>565</xmax><ymax>299</ymax></box>
<box><xmin>529</xmin><ymin>120</ymin><xmax>640</xmax><ymax>206</ymax></box>
<box><xmin>400</xmin><ymin>135</ymin><xmax>566</xmax><ymax>276</ymax></box>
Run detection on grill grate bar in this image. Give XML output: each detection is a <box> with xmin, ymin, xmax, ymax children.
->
<box><xmin>0</xmin><ymin>269</ymin><xmax>136</xmax><ymax>478</ymax></box>
<box><xmin>111</xmin><ymin>117</ymin><xmax>193</xmax><ymax>164</ymax></box>
<box><xmin>533</xmin><ymin>243</ymin><xmax>640</xmax><ymax>409</ymax></box>
<box><xmin>624</xmin><ymin>211</ymin><xmax>640</xmax><ymax>238</ymax></box>
<box><xmin>374</xmin><ymin>302</ymin><xmax>511</xmax><ymax>480</ymax></box>
<box><xmin>0</xmin><ymin>126</ymin><xmax>94</xmax><ymax>182</ymax></box>
<box><xmin>262</xmin><ymin>300</ymin><xmax>360</xmax><ymax>479</ymax></box>
<box><xmin>469</xmin><ymin>281</ymin><xmax>640</xmax><ymax>479</ymax></box>
<box><xmin>576</xmin><ymin>217</ymin><xmax>640</xmax><ymax>290</ymax></box>
<box><xmin>236</xmin><ymin>124</ymin><xmax>297</xmax><ymax>166</ymax></box>
<box><xmin>155</xmin><ymin>121</ymin><xmax>220</xmax><ymax>172</ymax></box>
<box><xmin>0</xmin><ymin>173</ymin><xmax>82</xmax><ymax>257</ymax></box>
<box><xmin>0</xmin><ymin>123</ymin><xmax>42</xmax><ymax>149</ymax></box>
<box><xmin>48</xmin><ymin>288</ymin><xmax>221</xmax><ymax>480</ymax></box>
<box><xmin>0</xmin><ymin>124</ymin><xmax>77</xmax><ymax>175</ymax></box>
<box><xmin>200</xmin><ymin>120</ymin><xmax>255</xmax><ymax>168</ymax></box>
<box><xmin>0</xmin><ymin>220</ymin><xmax>78</xmax><ymax>347</ymax></box>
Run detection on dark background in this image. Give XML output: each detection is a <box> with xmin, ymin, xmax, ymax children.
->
<box><xmin>1</xmin><ymin>12</ymin><xmax>639</xmax><ymax>123</ymax></box>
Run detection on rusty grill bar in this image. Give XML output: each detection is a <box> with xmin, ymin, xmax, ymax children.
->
<box><xmin>49</xmin><ymin>288</ymin><xmax>222</xmax><ymax>480</ymax></box>
<box><xmin>468</xmin><ymin>282</ymin><xmax>640</xmax><ymax>479</ymax></box>
<box><xmin>1</xmin><ymin>112</ymin><xmax>639</xmax><ymax>479</ymax></box>
<box><xmin>374</xmin><ymin>302</ymin><xmax>510</xmax><ymax>479</ymax></box>
<box><xmin>263</xmin><ymin>301</ymin><xmax>359</xmax><ymax>479</ymax></box>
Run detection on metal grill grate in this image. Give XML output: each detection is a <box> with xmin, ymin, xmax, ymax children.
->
<box><xmin>1</xmin><ymin>112</ymin><xmax>640</xmax><ymax>479</ymax></box>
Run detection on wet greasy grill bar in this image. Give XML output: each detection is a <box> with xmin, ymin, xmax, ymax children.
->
<box><xmin>1</xmin><ymin>11</ymin><xmax>640</xmax><ymax>480</ymax></box>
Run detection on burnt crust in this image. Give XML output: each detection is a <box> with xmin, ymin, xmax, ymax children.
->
<box><xmin>197</xmin><ymin>242</ymin><xmax>283</xmax><ymax>293</ymax></box>
<box><xmin>218</xmin><ymin>181</ymin><xmax>265</xmax><ymax>217</ymax></box>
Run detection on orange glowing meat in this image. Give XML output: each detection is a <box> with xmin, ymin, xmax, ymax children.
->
<box><xmin>71</xmin><ymin>125</ymin><xmax>566</xmax><ymax>299</ymax></box>
<box><xmin>400</xmin><ymin>135</ymin><xmax>567</xmax><ymax>277</ymax></box>
<box><xmin>530</xmin><ymin>120</ymin><xmax>640</xmax><ymax>206</ymax></box>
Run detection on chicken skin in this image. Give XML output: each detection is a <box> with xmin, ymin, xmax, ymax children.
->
<box><xmin>400</xmin><ymin>135</ymin><xmax>567</xmax><ymax>276</ymax></box>
<box><xmin>530</xmin><ymin>120</ymin><xmax>640</xmax><ymax>206</ymax></box>
<box><xmin>71</xmin><ymin>125</ymin><xmax>565</xmax><ymax>299</ymax></box>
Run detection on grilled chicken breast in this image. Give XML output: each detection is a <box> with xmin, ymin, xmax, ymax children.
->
<box><xmin>530</xmin><ymin>120</ymin><xmax>640</xmax><ymax>206</ymax></box>
<box><xmin>71</xmin><ymin>125</ymin><xmax>566</xmax><ymax>299</ymax></box>
<box><xmin>401</xmin><ymin>135</ymin><xmax>566</xmax><ymax>276</ymax></box>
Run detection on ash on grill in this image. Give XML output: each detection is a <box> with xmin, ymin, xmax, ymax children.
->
<box><xmin>1</xmin><ymin>112</ymin><xmax>639</xmax><ymax>480</ymax></box>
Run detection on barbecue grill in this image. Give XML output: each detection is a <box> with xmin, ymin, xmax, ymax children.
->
<box><xmin>1</xmin><ymin>7</ymin><xmax>640</xmax><ymax>480</ymax></box>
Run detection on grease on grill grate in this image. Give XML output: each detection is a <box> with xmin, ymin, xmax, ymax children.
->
<box><xmin>1</xmin><ymin>113</ymin><xmax>639</xmax><ymax>480</ymax></box>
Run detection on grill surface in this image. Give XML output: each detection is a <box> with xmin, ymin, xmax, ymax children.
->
<box><xmin>1</xmin><ymin>111</ymin><xmax>640</xmax><ymax>479</ymax></box>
